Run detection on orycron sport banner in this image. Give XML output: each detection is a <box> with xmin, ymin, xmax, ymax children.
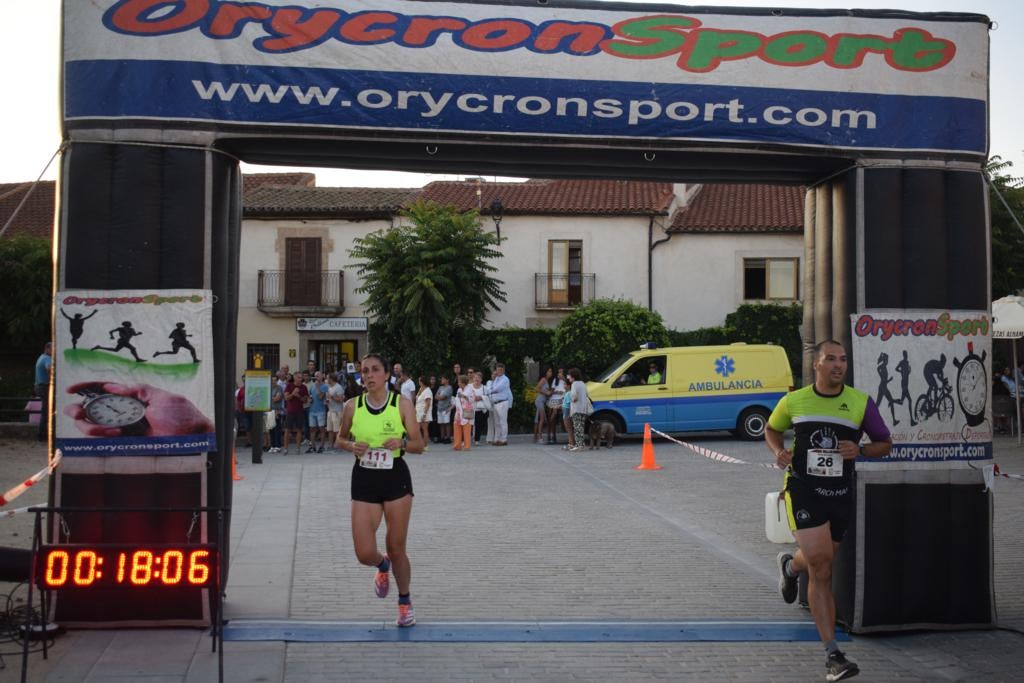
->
<box><xmin>55</xmin><ymin>290</ymin><xmax>217</xmax><ymax>456</ymax></box>
<box><xmin>851</xmin><ymin>310</ymin><xmax>992</xmax><ymax>463</ymax></box>
<box><xmin>62</xmin><ymin>1</ymin><xmax>988</xmax><ymax>155</ymax></box>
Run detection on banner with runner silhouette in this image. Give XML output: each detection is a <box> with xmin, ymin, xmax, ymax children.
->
<box><xmin>54</xmin><ymin>289</ymin><xmax>216</xmax><ymax>456</ymax></box>
<box><xmin>850</xmin><ymin>310</ymin><xmax>991</xmax><ymax>463</ymax></box>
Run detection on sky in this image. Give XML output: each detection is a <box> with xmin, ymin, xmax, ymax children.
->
<box><xmin>3</xmin><ymin>0</ymin><xmax>1022</xmax><ymax>187</ymax></box>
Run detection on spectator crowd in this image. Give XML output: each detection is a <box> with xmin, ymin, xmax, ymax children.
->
<box><xmin>235</xmin><ymin>358</ymin><xmax>593</xmax><ymax>453</ymax></box>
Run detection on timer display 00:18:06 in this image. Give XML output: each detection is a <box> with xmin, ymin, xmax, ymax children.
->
<box><xmin>38</xmin><ymin>546</ymin><xmax>217</xmax><ymax>589</ymax></box>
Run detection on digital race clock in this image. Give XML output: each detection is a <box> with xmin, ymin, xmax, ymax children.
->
<box><xmin>36</xmin><ymin>545</ymin><xmax>218</xmax><ymax>589</ymax></box>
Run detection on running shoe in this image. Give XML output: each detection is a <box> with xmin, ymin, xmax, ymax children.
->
<box><xmin>396</xmin><ymin>603</ymin><xmax>416</xmax><ymax>628</ymax></box>
<box><xmin>317</xmin><ymin>446</ymin><xmax>324</xmax><ymax>453</ymax></box>
<box><xmin>777</xmin><ymin>551</ymin><xmax>798</xmax><ymax>604</ymax></box>
<box><xmin>825</xmin><ymin>651</ymin><xmax>859</xmax><ymax>681</ymax></box>
<box><xmin>374</xmin><ymin>555</ymin><xmax>390</xmax><ymax>599</ymax></box>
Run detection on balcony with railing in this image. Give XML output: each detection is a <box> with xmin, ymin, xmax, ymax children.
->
<box><xmin>534</xmin><ymin>273</ymin><xmax>596</xmax><ymax>310</ymax></box>
<box><xmin>257</xmin><ymin>270</ymin><xmax>344</xmax><ymax>316</ymax></box>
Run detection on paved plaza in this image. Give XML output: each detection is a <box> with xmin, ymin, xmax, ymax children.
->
<box><xmin>2</xmin><ymin>432</ymin><xmax>1023</xmax><ymax>682</ymax></box>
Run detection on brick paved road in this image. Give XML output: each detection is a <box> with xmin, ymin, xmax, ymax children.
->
<box><xmin>255</xmin><ymin>434</ymin><xmax>1024</xmax><ymax>682</ymax></box>
<box><xmin>4</xmin><ymin>433</ymin><xmax>1024</xmax><ymax>682</ymax></box>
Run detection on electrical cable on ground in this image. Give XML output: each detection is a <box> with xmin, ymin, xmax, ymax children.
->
<box><xmin>0</xmin><ymin>582</ymin><xmax>58</xmax><ymax>669</ymax></box>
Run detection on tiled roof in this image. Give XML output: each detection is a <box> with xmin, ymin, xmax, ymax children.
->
<box><xmin>242</xmin><ymin>173</ymin><xmax>316</xmax><ymax>190</ymax></box>
<box><xmin>2</xmin><ymin>177</ymin><xmax>804</xmax><ymax>237</ymax></box>
<box><xmin>244</xmin><ymin>185</ymin><xmax>418</xmax><ymax>219</ymax></box>
<box><xmin>411</xmin><ymin>179</ymin><xmax>675</xmax><ymax>216</ymax></box>
<box><xmin>0</xmin><ymin>181</ymin><xmax>56</xmax><ymax>240</ymax></box>
<box><xmin>669</xmin><ymin>184</ymin><xmax>804</xmax><ymax>233</ymax></box>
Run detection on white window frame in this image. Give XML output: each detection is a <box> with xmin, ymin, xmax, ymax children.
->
<box><xmin>742</xmin><ymin>257</ymin><xmax>800</xmax><ymax>301</ymax></box>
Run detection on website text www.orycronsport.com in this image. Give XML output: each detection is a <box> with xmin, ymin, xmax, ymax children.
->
<box><xmin>891</xmin><ymin>443</ymin><xmax>989</xmax><ymax>461</ymax></box>
<box><xmin>60</xmin><ymin>441</ymin><xmax>212</xmax><ymax>453</ymax></box>
<box><xmin>191</xmin><ymin>80</ymin><xmax>879</xmax><ymax>130</ymax></box>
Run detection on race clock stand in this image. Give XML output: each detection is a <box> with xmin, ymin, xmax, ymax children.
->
<box><xmin>23</xmin><ymin>506</ymin><xmax>226</xmax><ymax>682</ymax></box>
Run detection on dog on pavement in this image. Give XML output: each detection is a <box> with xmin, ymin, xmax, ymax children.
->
<box><xmin>587</xmin><ymin>420</ymin><xmax>615</xmax><ymax>449</ymax></box>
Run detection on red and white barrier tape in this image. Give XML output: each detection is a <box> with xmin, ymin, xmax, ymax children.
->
<box><xmin>0</xmin><ymin>450</ymin><xmax>62</xmax><ymax>508</ymax></box>
<box><xmin>2</xmin><ymin>505</ymin><xmax>33</xmax><ymax>519</ymax></box>
<box><xmin>649</xmin><ymin>428</ymin><xmax>780</xmax><ymax>469</ymax></box>
<box><xmin>993</xmin><ymin>464</ymin><xmax>1024</xmax><ymax>481</ymax></box>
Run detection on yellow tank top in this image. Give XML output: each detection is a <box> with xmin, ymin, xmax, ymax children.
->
<box><xmin>350</xmin><ymin>391</ymin><xmax>405</xmax><ymax>458</ymax></box>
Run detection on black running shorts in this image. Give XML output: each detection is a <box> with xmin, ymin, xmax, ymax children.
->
<box><xmin>351</xmin><ymin>456</ymin><xmax>414</xmax><ymax>504</ymax></box>
<box><xmin>782</xmin><ymin>473</ymin><xmax>852</xmax><ymax>543</ymax></box>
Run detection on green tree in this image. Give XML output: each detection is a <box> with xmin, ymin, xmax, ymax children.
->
<box><xmin>349</xmin><ymin>201</ymin><xmax>505</xmax><ymax>372</ymax></box>
<box><xmin>725</xmin><ymin>303</ymin><xmax>803</xmax><ymax>380</ymax></box>
<box><xmin>0</xmin><ymin>235</ymin><xmax>52</xmax><ymax>348</ymax></box>
<box><xmin>988</xmin><ymin>156</ymin><xmax>1024</xmax><ymax>299</ymax></box>
<box><xmin>552</xmin><ymin>299</ymin><xmax>670</xmax><ymax>378</ymax></box>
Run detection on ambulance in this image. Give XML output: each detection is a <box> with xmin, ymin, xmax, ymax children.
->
<box><xmin>587</xmin><ymin>343</ymin><xmax>794</xmax><ymax>440</ymax></box>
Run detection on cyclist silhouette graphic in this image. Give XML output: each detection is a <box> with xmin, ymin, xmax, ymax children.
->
<box><xmin>894</xmin><ymin>350</ymin><xmax>918</xmax><ymax>426</ymax></box>
<box><xmin>917</xmin><ymin>354</ymin><xmax>954</xmax><ymax>421</ymax></box>
<box><xmin>875</xmin><ymin>352</ymin><xmax>901</xmax><ymax>425</ymax></box>
<box><xmin>60</xmin><ymin>308</ymin><xmax>97</xmax><ymax>349</ymax></box>
<box><xmin>91</xmin><ymin>321</ymin><xmax>146</xmax><ymax>362</ymax></box>
<box><xmin>153</xmin><ymin>322</ymin><xmax>200</xmax><ymax>362</ymax></box>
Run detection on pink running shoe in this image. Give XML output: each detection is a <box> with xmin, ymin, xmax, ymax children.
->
<box><xmin>374</xmin><ymin>555</ymin><xmax>390</xmax><ymax>599</ymax></box>
<box><xmin>396</xmin><ymin>603</ymin><xmax>416</xmax><ymax>628</ymax></box>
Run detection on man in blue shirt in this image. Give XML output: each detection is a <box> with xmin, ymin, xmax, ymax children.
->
<box><xmin>307</xmin><ymin>371</ymin><xmax>329</xmax><ymax>453</ymax></box>
<box><xmin>489</xmin><ymin>363</ymin><xmax>514</xmax><ymax>446</ymax></box>
<box><xmin>34</xmin><ymin>341</ymin><xmax>52</xmax><ymax>441</ymax></box>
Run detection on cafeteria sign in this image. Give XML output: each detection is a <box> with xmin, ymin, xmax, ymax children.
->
<box><xmin>296</xmin><ymin>317</ymin><xmax>368</xmax><ymax>332</ymax></box>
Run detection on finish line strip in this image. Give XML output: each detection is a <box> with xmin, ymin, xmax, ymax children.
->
<box><xmin>223</xmin><ymin>619</ymin><xmax>849</xmax><ymax>643</ymax></box>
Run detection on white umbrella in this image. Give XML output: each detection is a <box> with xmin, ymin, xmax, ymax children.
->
<box><xmin>992</xmin><ymin>296</ymin><xmax>1024</xmax><ymax>442</ymax></box>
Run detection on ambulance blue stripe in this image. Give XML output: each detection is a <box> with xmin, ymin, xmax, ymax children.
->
<box><xmin>592</xmin><ymin>392</ymin><xmax>785</xmax><ymax>410</ymax></box>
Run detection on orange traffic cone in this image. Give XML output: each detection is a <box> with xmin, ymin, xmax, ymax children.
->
<box><xmin>232</xmin><ymin>448</ymin><xmax>244</xmax><ymax>481</ymax></box>
<box><xmin>634</xmin><ymin>423</ymin><xmax>662</xmax><ymax>470</ymax></box>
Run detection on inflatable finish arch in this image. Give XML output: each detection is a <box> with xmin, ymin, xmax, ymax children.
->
<box><xmin>55</xmin><ymin>0</ymin><xmax>991</xmax><ymax>630</ymax></box>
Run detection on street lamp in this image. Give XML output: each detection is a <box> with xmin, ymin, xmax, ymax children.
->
<box><xmin>489</xmin><ymin>198</ymin><xmax>503</xmax><ymax>242</ymax></box>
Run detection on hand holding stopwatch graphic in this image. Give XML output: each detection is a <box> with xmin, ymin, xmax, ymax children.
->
<box><xmin>66</xmin><ymin>382</ymin><xmax>214</xmax><ymax>437</ymax></box>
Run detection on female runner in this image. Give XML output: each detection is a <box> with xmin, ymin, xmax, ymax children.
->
<box><xmin>337</xmin><ymin>353</ymin><xmax>424</xmax><ymax>627</ymax></box>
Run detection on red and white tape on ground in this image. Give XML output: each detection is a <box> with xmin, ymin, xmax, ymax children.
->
<box><xmin>649</xmin><ymin>428</ymin><xmax>780</xmax><ymax>470</ymax></box>
<box><xmin>993</xmin><ymin>464</ymin><xmax>1024</xmax><ymax>481</ymax></box>
<box><xmin>976</xmin><ymin>463</ymin><xmax>1024</xmax><ymax>492</ymax></box>
<box><xmin>2</xmin><ymin>505</ymin><xmax>34</xmax><ymax>519</ymax></box>
<box><xmin>0</xmin><ymin>450</ymin><xmax>62</xmax><ymax>508</ymax></box>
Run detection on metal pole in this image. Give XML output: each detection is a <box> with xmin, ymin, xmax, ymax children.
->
<box><xmin>1015</xmin><ymin>342</ymin><xmax>1021</xmax><ymax>445</ymax></box>
<box><xmin>250</xmin><ymin>411</ymin><xmax>264</xmax><ymax>464</ymax></box>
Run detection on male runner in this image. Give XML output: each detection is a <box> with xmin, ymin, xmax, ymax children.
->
<box><xmin>766</xmin><ymin>340</ymin><xmax>891</xmax><ymax>681</ymax></box>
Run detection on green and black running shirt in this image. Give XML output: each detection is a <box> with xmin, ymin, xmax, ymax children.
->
<box><xmin>349</xmin><ymin>391</ymin><xmax>406</xmax><ymax>459</ymax></box>
<box><xmin>768</xmin><ymin>384</ymin><xmax>890</xmax><ymax>493</ymax></box>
